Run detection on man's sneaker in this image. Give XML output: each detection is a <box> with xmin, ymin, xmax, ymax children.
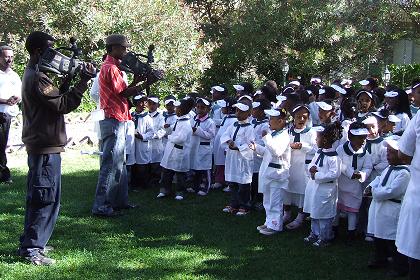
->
<box><xmin>211</xmin><ymin>182</ymin><xmax>223</xmax><ymax>189</ymax></box>
<box><xmin>156</xmin><ymin>192</ymin><xmax>167</xmax><ymax>198</ymax></box>
<box><xmin>186</xmin><ymin>187</ymin><xmax>195</xmax><ymax>193</ymax></box>
<box><xmin>24</xmin><ymin>253</ymin><xmax>56</xmax><ymax>266</ymax></box>
<box><xmin>197</xmin><ymin>190</ymin><xmax>207</xmax><ymax>196</ymax></box>
<box><xmin>236</xmin><ymin>208</ymin><xmax>249</xmax><ymax>216</ymax></box>
<box><xmin>312</xmin><ymin>239</ymin><xmax>330</xmax><ymax>247</ymax></box>
<box><xmin>222</xmin><ymin>186</ymin><xmax>231</xmax><ymax>192</ymax></box>
<box><xmin>259</xmin><ymin>227</ymin><xmax>280</xmax><ymax>236</ymax></box>
<box><xmin>286</xmin><ymin>219</ymin><xmax>304</xmax><ymax>230</ymax></box>
<box><xmin>256</xmin><ymin>224</ymin><xmax>267</xmax><ymax>231</ymax></box>
<box><xmin>222</xmin><ymin>205</ymin><xmax>237</xmax><ymax>214</ymax></box>
<box><xmin>304</xmin><ymin>233</ymin><xmax>318</xmax><ymax>243</ymax></box>
<box><xmin>174</xmin><ymin>195</ymin><xmax>184</xmax><ymax>201</ymax></box>
<box><xmin>40</xmin><ymin>246</ymin><xmax>55</xmax><ymax>256</ymax></box>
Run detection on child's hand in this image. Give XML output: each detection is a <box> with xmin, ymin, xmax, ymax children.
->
<box><xmin>135</xmin><ymin>133</ymin><xmax>143</xmax><ymax>140</ymax></box>
<box><xmin>249</xmin><ymin>141</ymin><xmax>256</xmax><ymax>151</ymax></box>
<box><xmin>262</xmin><ymin>130</ymin><xmax>268</xmax><ymax>137</ymax></box>
<box><xmin>164</xmin><ymin>124</ymin><xmax>170</xmax><ymax>128</ymax></box>
<box><xmin>363</xmin><ymin>186</ymin><xmax>372</xmax><ymax>196</ymax></box>
<box><xmin>290</xmin><ymin>142</ymin><xmax>302</xmax><ymax>149</ymax></box>
<box><xmin>309</xmin><ymin>166</ymin><xmax>318</xmax><ymax>174</ymax></box>
<box><xmin>228</xmin><ymin>141</ymin><xmax>238</xmax><ymax>150</ymax></box>
<box><xmin>192</xmin><ymin>127</ymin><xmax>197</xmax><ymax>133</ymax></box>
<box><xmin>351</xmin><ymin>172</ymin><xmax>362</xmax><ymax>180</ymax></box>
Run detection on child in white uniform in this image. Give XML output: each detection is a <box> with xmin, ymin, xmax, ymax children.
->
<box><xmin>147</xmin><ymin>95</ymin><xmax>167</xmax><ymax>188</ymax></box>
<box><xmin>189</xmin><ymin>98</ymin><xmax>216</xmax><ymax>195</ymax></box>
<box><xmin>284</xmin><ymin>105</ymin><xmax>317</xmax><ymax>230</ymax></box>
<box><xmin>158</xmin><ymin>98</ymin><xmax>195</xmax><ymax>200</ymax></box>
<box><xmin>162</xmin><ymin>95</ymin><xmax>177</xmax><ymax>148</ymax></box>
<box><xmin>335</xmin><ymin>122</ymin><xmax>372</xmax><ymax>243</ymax></box>
<box><xmin>250</xmin><ymin>108</ymin><xmax>290</xmax><ymax>235</ymax></box>
<box><xmin>303</xmin><ymin>122</ymin><xmax>342</xmax><ymax>247</ymax></box>
<box><xmin>212</xmin><ymin>97</ymin><xmax>237</xmax><ymax>190</ymax></box>
<box><xmin>221</xmin><ymin>101</ymin><xmax>255</xmax><ymax>216</ymax></box>
<box><xmin>383</xmin><ymin>89</ymin><xmax>412</xmax><ymax>135</ymax></box>
<box><xmin>366</xmin><ymin>139</ymin><xmax>410</xmax><ymax>277</ymax></box>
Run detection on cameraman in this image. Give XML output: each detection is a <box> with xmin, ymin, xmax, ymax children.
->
<box><xmin>92</xmin><ymin>34</ymin><xmax>158</xmax><ymax>217</ymax></box>
<box><xmin>18</xmin><ymin>31</ymin><xmax>95</xmax><ymax>265</ymax></box>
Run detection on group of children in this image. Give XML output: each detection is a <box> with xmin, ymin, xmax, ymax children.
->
<box><xmin>123</xmin><ymin>77</ymin><xmax>420</xmax><ymax>278</ymax></box>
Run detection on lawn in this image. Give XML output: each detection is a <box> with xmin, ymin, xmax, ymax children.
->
<box><xmin>0</xmin><ymin>149</ymin><xmax>387</xmax><ymax>280</ymax></box>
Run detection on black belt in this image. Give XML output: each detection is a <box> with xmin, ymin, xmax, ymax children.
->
<box><xmin>305</xmin><ymin>159</ymin><xmax>312</xmax><ymax>164</ymax></box>
<box><xmin>174</xmin><ymin>144</ymin><xmax>183</xmax><ymax>149</ymax></box>
<box><xmin>142</xmin><ymin>140</ymin><xmax>148</xmax><ymax>143</ymax></box>
<box><xmin>389</xmin><ymin>199</ymin><xmax>401</xmax><ymax>204</ymax></box>
<box><xmin>326</xmin><ymin>181</ymin><xmax>334</xmax><ymax>184</ymax></box>
<box><xmin>268</xmin><ymin>163</ymin><xmax>282</xmax><ymax>169</ymax></box>
<box><xmin>200</xmin><ymin>142</ymin><xmax>211</xmax><ymax>146</ymax></box>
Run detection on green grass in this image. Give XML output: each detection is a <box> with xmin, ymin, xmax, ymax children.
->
<box><xmin>0</xmin><ymin>151</ymin><xmax>387</xmax><ymax>280</ymax></box>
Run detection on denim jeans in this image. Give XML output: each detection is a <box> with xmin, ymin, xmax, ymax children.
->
<box><xmin>19</xmin><ymin>153</ymin><xmax>61</xmax><ymax>255</ymax></box>
<box><xmin>92</xmin><ymin>118</ymin><xmax>128</xmax><ymax>214</ymax></box>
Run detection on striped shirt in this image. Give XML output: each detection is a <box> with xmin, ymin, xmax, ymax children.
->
<box><xmin>99</xmin><ymin>55</ymin><xmax>131</xmax><ymax>121</ymax></box>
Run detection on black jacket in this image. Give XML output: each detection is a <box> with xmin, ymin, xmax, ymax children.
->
<box><xmin>21</xmin><ymin>61</ymin><xmax>89</xmax><ymax>154</ymax></box>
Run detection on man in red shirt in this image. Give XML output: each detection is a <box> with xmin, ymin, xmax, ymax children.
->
<box><xmin>92</xmin><ymin>34</ymin><xmax>159</xmax><ymax>217</ymax></box>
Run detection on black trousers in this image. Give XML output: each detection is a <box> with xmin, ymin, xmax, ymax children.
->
<box><xmin>130</xmin><ymin>162</ymin><xmax>161</xmax><ymax>189</ymax></box>
<box><xmin>160</xmin><ymin>168</ymin><xmax>186</xmax><ymax>196</ymax></box>
<box><xmin>373</xmin><ymin>237</ymin><xmax>408</xmax><ymax>274</ymax></box>
<box><xmin>190</xmin><ymin>170</ymin><xmax>211</xmax><ymax>192</ymax></box>
<box><xmin>408</xmin><ymin>257</ymin><xmax>420</xmax><ymax>280</ymax></box>
<box><xmin>19</xmin><ymin>154</ymin><xmax>61</xmax><ymax>256</ymax></box>
<box><xmin>0</xmin><ymin>113</ymin><xmax>11</xmax><ymax>182</ymax></box>
<box><xmin>229</xmin><ymin>182</ymin><xmax>251</xmax><ymax>210</ymax></box>
<box><xmin>250</xmin><ymin>173</ymin><xmax>262</xmax><ymax>204</ymax></box>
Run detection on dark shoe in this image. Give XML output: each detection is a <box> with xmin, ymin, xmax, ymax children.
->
<box><xmin>22</xmin><ymin>252</ymin><xmax>56</xmax><ymax>266</ymax></box>
<box><xmin>387</xmin><ymin>269</ymin><xmax>408</xmax><ymax>278</ymax></box>
<box><xmin>92</xmin><ymin>210</ymin><xmax>122</xmax><ymax>218</ymax></box>
<box><xmin>114</xmin><ymin>204</ymin><xmax>138</xmax><ymax>210</ymax></box>
<box><xmin>368</xmin><ymin>259</ymin><xmax>388</xmax><ymax>269</ymax></box>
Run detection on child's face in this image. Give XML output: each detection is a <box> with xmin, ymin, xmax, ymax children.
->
<box><xmin>357</xmin><ymin>93</ymin><xmax>372</xmax><ymax>113</ymax></box>
<box><xmin>383</xmin><ymin>120</ymin><xmax>396</xmax><ymax>134</ymax></box>
<box><xmin>365</xmin><ymin>123</ymin><xmax>378</xmax><ymax>139</ymax></box>
<box><xmin>175</xmin><ymin>106</ymin><xmax>183</xmax><ymax>117</ymax></box>
<box><xmin>212</xmin><ymin>91</ymin><xmax>223</xmax><ymax>101</ymax></box>
<box><xmin>386</xmin><ymin>146</ymin><xmax>399</xmax><ymax>165</ymax></box>
<box><xmin>196</xmin><ymin>103</ymin><xmax>210</xmax><ymax>117</ymax></box>
<box><xmin>293</xmin><ymin>108</ymin><xmax>309</xmax><ymax>129</ymax></box>
<box><xmin>316</xmin><ymin>132</ymin><xmax>326</xmax><ymax>148</ymax></box>
<box><xmin>251</xmin><ymin>108</ymin><xmax>265</xmax><ymax>120</ymax></box>
<box><xmin>318</xmin><ymin>108</ymin><xmax>334</xmax><ymax>124</ymax></box>
<box><xmin>135</xmin><ymin>101</ymin><xmax>146</xmax><ymax>112</ymax></box>
<box><xmin>221</xmin><ymin>107</ymin><xmax>228</xmax><ymax>114</ymax></box>
<box><xmin>147</xmin><ymin>101</ymin><xmax>159</xmax><ymax>112</ymax></box>
<box><xmin>236</xmin><ymin>108</ymin><xmax>250</xmax><ymax>121</ymax></box>
<box><xmin>413</xmin><ymin>87</ymin><xmax>420</xmax><ymax>107</ymax></box>
<box><xmin>385</xmin><ymin>96</ymin><xmax>398</xmax><ymax>110</ymax></box>
<box><xmin>349</xmin><ymin>135</ymin><xmax>367</xmax><ymax>151</ymax></box>
<box><xmin>165</xmin><ymin>103</ymin><xmax>175</xmax><ymax>113</ymax></box>
<box><xmin>269</xmin><ymin>116</ymin><xmax>285</xmax><ymax>131</ymax></box>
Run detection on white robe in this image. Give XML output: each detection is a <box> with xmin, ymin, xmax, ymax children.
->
<box><xmin>134</xmin><ymin>113</ymin><xmax>154</xmax><ymax>165</ymax></box>
<box><xmin>220</xmin><ymin>120</ymin><xmax>255</xmax><ymax>184</ymax></box>
<box><xmin>396</xmin><ymin>112</ymin><xmax>420</xmax><ymax>260</ymax></box>
<box><xmin>190</xmin><ymin>115</ymin><xmax>216</xmax><ymax>170</ymax></box>
<box><xmin>336</xmin><ymin>142</ymin><xmax>372</xmax><ymax>211</ymax></box>
<box><xmin>393</xmin><ymin>112</ymin><xmax>410</xmax><ymax>134</ymax></box>
<box><xmin>213</xmin><ymin>115</ymin><xmax>237</xmax><ymax>165</ymax></box>
<box><xmin>149</xmin><ymin>111</ymin><xmax>166</xmax><ymax>163</ymax></box>
<box><xmin>368</xmin><ymin>165</ymin><xmax>410</xmax><ymax>240</ymax></box>
<box><xmin>252</xmin><ymin>119</ymin><xmax>270</xmax><ymax>173</ymax></box>
<box><xmin>125</xmin><ymin>120</ymin><xmax>136</xmax><ymax>165</ymax></box>
<box><xmin>162</xmin><ymin>111</ymin><xmax>177</xmax><ymax>148</ymax></box>
<box><xmin>160</xmin><ymin>115</ymin><xmax>192</xmax><ymax>172</ymax></box>
<box><xmin>364</xmin><ymin>136</ymin><xmax>388</xmax><ymax>185</ymax></box>
<box><xmin>303</xmin><ymin>148</ymin><xmax>342</xmax><ymax>219</ymax></box>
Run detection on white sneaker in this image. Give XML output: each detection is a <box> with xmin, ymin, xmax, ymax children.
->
<box><xmin>186</xmin><ymin>187</ymin><xmax>195</xmax><ymax>193</ymax></box>
<box><xmin>222</xmin><ymin>186</ymin><xmax>231</xmax><ymax>192</ymax></box>
<box><xmin>197</xmin><ymin>190</ymin><xmax>207</xmax><ymax>196</ymax></box>
<box><xmin>365</xmin><ymin>236</ymin><xmax>374</xmax><ymax>242</ymax></box>
<box><xmin>175</xmin><ymin>195</ymin><xmax>184</xmax><ymax>201</ymax></box>
<box><xmin>259</xmin><ymin>227</ymin><xmax>280</xmax><ymax>236</ymax></box>
<box><xmin>156</xmin><ymin>192</ymin><xmax>166</xmax><ymax>198</ymax></box>
<box><xmin>256</xmin><ymin>224</ymin><xmax>267</xmax><ymax>231</ymax></box>
<box><xmin>211</xmin><ymin>182</ymin><xmax>223</xmax><ymax>189</ymax></box>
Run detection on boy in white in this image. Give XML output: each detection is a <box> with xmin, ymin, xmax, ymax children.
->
<box><xmin>284</xmin><ymin>105</ymin><xmax>317</xmax><ymax>229</ymax></box>
<box><xmin>335</xmin><ymin>122</ymin><xmax>372</xmax><ymax>242</ymax></box>
<box><xmin>221</xmin><ymin>101</ymin><xmax>255</xmax><ymax>216</ymax></box>
<box><xmin>162</xmin><ymin>95</ymin><xmax>177</xmax><ymax>148</ymax></box>
<box><xmin>304</xmin><ymin>122</ymin><xmax>342</xmax><ymax>247</ymax></box>
<box><xmin>147</xmin><ymin>95</ymin><xmax>166</xmax><ymax>188</ymax></box>
<box><xmin>366</xmin><ymin>139</ymin><xmax>410</xmax><ymax>277</ymax></box>
<box><xmin>188</xmin><ymin>98</ymin><xmax>216</xmax><ymax>195</ymax></box>
<box><xmin>250</xmin><ymin>108</ymin><xmax>291</xmax><ymax>235</ymax></box>
<box><xmin>158</xmin><ymin>98</ymin><xmax>194</xmax><ymax>200</ymax></box>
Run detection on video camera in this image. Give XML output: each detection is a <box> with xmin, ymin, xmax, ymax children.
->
<box><xmin>38</xmin><ymin>37</ymin><xmax>97</xmax><ymax>79</ymax></box>
<box><xmin>119</xmin><ymin>44</ymin><xmax>164</xmax><ymax>83</ymax></box>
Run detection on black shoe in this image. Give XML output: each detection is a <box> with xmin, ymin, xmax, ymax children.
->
<box><xmin>92</xmin><ymin>210</ymin><xmax>123</xmax><ymax>218</ymax></box>
<box><xmin>114</xmin><ymin>204</ymin><xmax>138</xmax><ymax>210</ymax></box>
<box><xmin>387</xmin><ymin>269</ymin><xmax>408</xmax><ymax>278</ymax></box>
<box><xmin>368</xmin><ymin>259</ymin><xmax>388</xmax><ymax>269</ymax></box>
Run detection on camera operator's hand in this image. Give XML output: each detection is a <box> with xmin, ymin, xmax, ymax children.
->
<box><xmin>80</xmin><ymin>63</ymin><xmax>96</xmax><ymax>81</ymax></box>
<box><xmin>133</xmin><ymin>75</ymin><xmax>147</xmax><ymax>85</ymax></box>
<box><xmin>146</xmin><ymin>69</ymin><xmax>164</xmax><ymax>86</ymax></box>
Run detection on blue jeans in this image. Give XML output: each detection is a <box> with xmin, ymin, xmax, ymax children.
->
<box><xmin>19</xmin><ymin>153</ymin><xmax>61</xmax><ymax>255</ymax></box>
<box><xmin>92</xmin><ymin>118</ymin><xmax>128</xmax><ymax>214</ymax></box>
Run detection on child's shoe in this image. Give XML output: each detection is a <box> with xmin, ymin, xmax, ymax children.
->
<box><xmin>236</xmin><ymin>208</ymin><xmax>250</xmax><ymax>216</ymax></box>
<box><xmin>304</xmin><ymin>233</ymin><xmax>318</xmax><ymax>243</ymax></box>
<box><xmin>197</xmin><ymin>190</ymin><xmax>207</xmax><ymax>196</ymax></box>
<box><xmin>256</xmin><ymin>224</ymin><xmax>267</xmax><ymax>231</ymax></box>
<box><xmin>259</xmin><ymin>227</ymin><xmax>280</xmax><ymax>235</ymax></box>
<box><xmin>222</xmin><ymin>186</ymin><xmax>231</xmax><ymax>192</ymax></box>
<box><xmin>211</xmin><ymin>182</ymin><xmax>223</xmax><ymax>189</ymax></box>
<box><xmin>222</xmin><ymin>205</ymin><xmax>237</xmax><ymax>214</ymax></box>
<box><xmin>156</xmin><ymin>192</ymin><xmax>167</xmax><ymax>198</ymax></box>
<box><xmin>186</xmin><ymin>187</ymin><xmax>195</xmax><ymax>193</ymax></box>
<box><xmin>312</xmin><ymin>239</ymin><xmax>330</xmax><ymax>247</ymax></box>
<box><xmin>174</xmin><ymin>195</ymin><xmax>184</xmax><ymax>201</ymax></box>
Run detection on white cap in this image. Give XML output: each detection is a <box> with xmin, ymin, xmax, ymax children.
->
<box><xmin>233</xmin><ymin>103</ymin><xmax>250</xmax><ymax>111</ymax></box>
<box><xmin>312</xmin><ymin>126</ymin><xmax>325</xmax><ymax>132</ymax></box>
<box><xmin>238</xmin><ymin>95</ymin><xmax>253</xmax><ymax>102</ymax></box>
<box><xmin>383</xmin><ymin>139</ymin><xmax>399</xmax><ymax>150</ymax></box>
<box><xmin>254</xmin><ymin>90</ymin><xmax>262</xmax><ymax>96</ymax></box>
<box><xmin>349</xmin><ymin>128</ymin><xmax>369</xmax><ymax>136</ymax></box>
<box><xmin>173</xmin><ymin>100</ymin><xmax>181</xmax><ymax>107</ymax></box>
<box><xmin>341</xmin><ymin>79</ymin><xmax>353</xmax><ymax>85</ymax></box>
<box><xmin>134</xmin><ymin>94</ymin><xmax>146</xmax><ymax>100</ymax></box>
<box><xmin>316</xmin><ymin>101</ymin><xmax>333</xmax><ymax>111</ymax></box>
<box><xmin>289</xmin><ymin>80</ymin><xmax>300</xmax><ymax>87</ymax></box>
<box><xmin>362</xmin><ymin>116</ymin><xmax>377</xmax><ymax>126</ymax></box>
<box><xmin>197</xmin><ymin>98</ymin><xmax>210</xmax><ymax>106</ymax></box>
<box><xmin>413</xmin><ymin>82</ymin><xmax>420</xmax><ymax>90</ymax></box>
<box><xmin>264</xmin><ymin>109</ymin><xmax>281</xmax><ymax>117</ymax></box>
<box><xmin>388</xmin><ymin>115</ymin><xmax>401</xmax><ymax>123</ymax></box>
<box><xmin>148</xmin><ymin>97</ymin><xmax>159</xmax><ymax>103</ymax></box>
<box><xmin>306</xmin><ymin>90</ymin><xmax>313</xmax><ymax>95</ymax></box>
<box><xmin>211</xmin><ymin>85</ymin><xmax>225</xmax><ymax>92</ymax></box>
<box><xmin>164</xmin><ymin>99</ymin><xmax>176</xmax><ymax>105</ymax></box>
<box><xmin>331</xmin><ymin>84</ymin><xmax>347</xmax><ymax>95</ymax></box>
<box><xmin>252</xmin><ymin>101</ymin><xmax>261</xmax><ymax>109</ymax></box>
<box><xmin>233</xmin><ymin>84</ymin><xmax>245</xmax><ymax>91</ymax></box>
<box><xmin>276</xmin><ymin>95</ymin><xmax>287</xmax><ymax>102</ymax></box>
<box><xmin>310</xmin><ymin>77</ymin><xmax>321</xmax><ymax>84</ymax></box>
<box><xmin>406</xmin><ymin>89</ymin><xmax>412</xmax><ymax>95</ymax></box>
<box><xmin>216</xmin><ymin>99</ymin><xmax>227</xmax><ymax>108</ymax></box>
<box><xmin>357</xmin><ymin>90</ymin><xmax>373</xmax><ymax>99</ymax></box>
<box><xmin>292</xmin><ymin>104</ymin><xmax>310</xmax><ymax>114</ymax></box>
<box><xmin>319</xmin><ymin>88</ymin><xmax>326</xmax><ymax>95</ymax></box>
<box><xmin>384</xmin><ymin>91</ymin><xmax>399</xmax><ymax>98</ymax></box>
<box><xmin>359</xmin><ymin>80</ymin><xmax>370</xmax><ymax>86</ymax></box>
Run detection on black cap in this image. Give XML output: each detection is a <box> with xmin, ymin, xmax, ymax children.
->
<box><xmin>105</xmin><ymin>34</ymin><xmax>132</xmax><ymax>47</ymax></box>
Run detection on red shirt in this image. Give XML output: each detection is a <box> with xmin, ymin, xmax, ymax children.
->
<box><xmin>99</xmin><ymin>55</ymin><xmax>131</xmax><ymax>121</ymax></box>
